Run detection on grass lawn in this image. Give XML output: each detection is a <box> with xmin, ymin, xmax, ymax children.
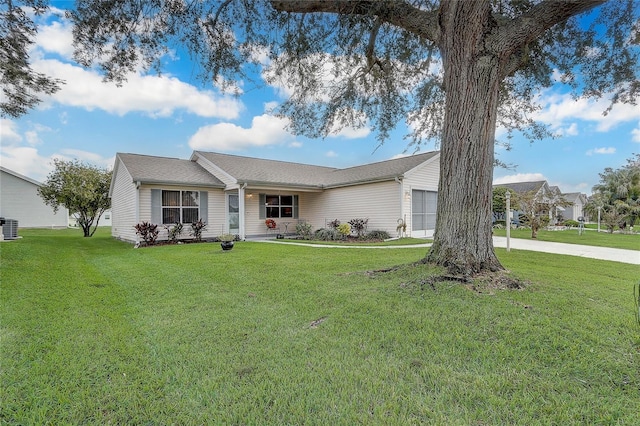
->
<box><xmin>1</xmin><ymin>228</ymin><xmax>639</xmax><ymax>424</ymax></box>
<box><xmin>492</xmin><ymin>227</ymin><xmax>640</xmax><ymax>251</ymax></box>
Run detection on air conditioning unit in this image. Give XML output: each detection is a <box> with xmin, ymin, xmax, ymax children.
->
<box><xmin>1</xmin><ymin>219</ymin><xmax>18</xmax><ymax>240</ymax></box>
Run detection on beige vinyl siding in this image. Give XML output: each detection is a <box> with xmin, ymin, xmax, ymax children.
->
<box><xmin>305</xmin><ymin>181</ymin><xmax>401</xmax><ymax>234</ymax></box>
<box><xmin>403</xmin><ymin>158</ymin><xmax>440</xmax><ymax>237</ymax></box>
<box><xmin>0</xmin><ymin>169</ymin><xmax>68</xmax><ymax>228</ymax></box>
<box><xmin>110</xmin><ymin>161</ymin><xmax>138</xmax><ymax>242</ymax></box>
<box><xmin>242</xmin><ymin>190</ymin><xmax>302</xmax><ymax>236</ymax></box>
<box><xmin>139</xmin><ymin>185</ymin><xmax>225</xmax><ymax>241</ymax></box>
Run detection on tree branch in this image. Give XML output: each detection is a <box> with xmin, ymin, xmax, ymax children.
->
<box><xmin>270</xmin><ymin>0</ymin><xmax>441</xmax><ymax>43</ymax></box>
<box><xmin>490</xmin><ymin>0</ymin><xmax>606</xmax><ymax>69</ymax></box>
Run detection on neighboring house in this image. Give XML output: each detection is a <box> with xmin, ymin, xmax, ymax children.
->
<box><xmin>0</xmin><ymin>166</ymin><xmax>69</xmax><ymax>228</ymax></box>
<box><xmin>493</xmin><ymin>180</ymin><xmax>588</xmax><ymax>224</ymax></box>
<box><xmin>69</xmin><ymin>210</ymin><xmax>113</xmax><ymax>228</ymax></box>
<box><xmin>493</xmin><ymin>180</ymin><xmax>560</xmax><ymax>223</ymax></box>
<box><xmin>562</xmin><ymin>192</ymin><xmax>589</xmax><ymax>221</ymax></box>
<box><xmin>110</xmin><ymin>150</ymin><xmax>441</xmax><ymax>243</ymax></box>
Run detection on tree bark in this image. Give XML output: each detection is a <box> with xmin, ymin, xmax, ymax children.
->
<box><xmin>425</xmin><ymin>0</ymin><xmax>503</xmax><ymax>274</ymax></box>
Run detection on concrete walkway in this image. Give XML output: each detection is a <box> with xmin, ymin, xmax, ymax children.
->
<box><xmin>492</xmin><ymin>236</ymin><xmax>639</xmax><ymax>265</ymax></box>
<box><xmin>259</xmin><ymin>237</ymin><xmax>640</xmax><ymax>265</ymax></box>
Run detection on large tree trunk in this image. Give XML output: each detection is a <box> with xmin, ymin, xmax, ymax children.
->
<box><xmin>425</xmin><ymin>1</ymin><xmax>503</xmax><ymax>275</ymax></box>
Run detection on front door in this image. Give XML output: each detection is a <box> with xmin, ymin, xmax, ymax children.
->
<box><xmin>228</xmin><ymin>194</ymin><xmax>239</xmax><ymax>235</ymax></box>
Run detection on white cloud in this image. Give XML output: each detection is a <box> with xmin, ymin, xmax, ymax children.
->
<box><xmin>188</xmin><ymin>114</ymin><xmax>293</xmax><ymax>151</ymax></box>
<box><xmin>560</xmin><ymin>122</ymin><xmax>579</xmax><ymax>136</ymax></box>
<box><xmin>493</xmin><ymin>173</ymin><xmax>547</xmax><ymax>185</ymax></box>
<box><xmin>632</xmin><ymin>125</ymin><xmax>640</xmax><ymax>143</ymax></box>
<box><xmin>288</xmin><ymin>141</ymin><xmax>303</xmax><ymax>148</ymax></box>
<box><xmin>0</xmin><ymin>119</ymin><xmax>113</xmax><ymax>181</ymax></box>
<box><xmin>28</xmin><ymin>16</ymin><xmax>243</xmax><ymax>120</ymax></box>
<box><xmin>32</xmin><ymin>58</ymin><xmax>243</xmax><ymax>119</ymax></box>
<box><xmin>329</xmin><ymin>126</ymin><xmax>371</xmax><ymax>139</ymax></box>
<box><xmin>0</xmin><ymin>145</ymin><xmax>53</xmax><ymax>182</ymax></box>
<box><xmin>535</xmin><ymin>91</ymin><xmax>640</xmax><ymax>133</ymax></box>
<box><xmin>59</xmin><ymin>149</ymin><xmax>115</xmax><ymax>170</ymax></box>
<box><xmin>0</xmin><ymin>119</ymin><xmax>23</xmax><ymax>143</ymax></box>
<box><xmin>34</xmin><ymin>20</ymin><xmax>74</xmax><ymax>59</ymax></box>
<box><xmin>25</xmin><ymin>130</ymin><xmax>42</xmax><ymax>146</ymax></box>
<box><xmin>325</xmin><ymin>150</ymin><xmax>338</xmax><ymax>158</ymax></box>
<box><xmin>586</xmin><ymin>147</ymin><xmax>616</xmax><ymax>156</ymax></box>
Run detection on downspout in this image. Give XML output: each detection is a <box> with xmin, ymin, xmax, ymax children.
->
<box><xmin>238</xmin><ymin>182</ymin><xmax>247</xmax><ymax>240</ymax></box>
<box><xmin>395</xmin><ymin>177</ymin><xmax>403</xmax><ymax>237</ymax></box>
<box><xmin>135</xmin><ymin>181</ymin><xmax>141</xmax><ymax>243</ymax></box>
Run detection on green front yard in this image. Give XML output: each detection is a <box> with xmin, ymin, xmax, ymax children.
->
<box><xmin>1</xmin><ymin>229</ymin><xmax>638</xmax><ymax>424</ymax></box>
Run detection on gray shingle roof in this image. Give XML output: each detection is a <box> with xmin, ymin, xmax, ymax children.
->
<box><xmin>563</xmin><ymin>192</ymin><xmax>585</xmax><ymax>202</ymax></box>
<box><xmin>194</xmin><ymin>150</ymin><xmax>439</xmax><ymax>188</ymax></box>
<box><xmin>493</xmin><ymin>180</ymin><xmax>546</xmax><ymax>194</ymax></box>
<box><xmin>194</xmin><ymin>151</ymin><xmax>337</xmax><ymax>187</ymax></box>
<box><xmin>324</xmin><ymin>151</ymin><xmax>439</xmax><ymax>187</ymax></box>
<box><xmin>117</xmin><ymin>153</ymin><xmax>225</xmax><ymax>187</ymax></box>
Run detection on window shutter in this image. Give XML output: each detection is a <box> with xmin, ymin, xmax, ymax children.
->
<box><xmin>151</xmin><ymin>189</ymin><xmax>161</xmax><ymax>224</ymax></box>
<box><xmin>200</xmin><ymin>191</ymin><xmax>208</xmax><ymax>223</ymax></box>
<box><xmin>293</xmin><ymin>195</ymin><xmax>299</xmax><ymax>219</ymax></box>
<box><xmin>259</xmin><ymin>193</ymin><xmax>265</xmax><ymax>219</ymax></box>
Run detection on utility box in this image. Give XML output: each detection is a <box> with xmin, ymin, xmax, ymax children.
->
<box><xmin>1</xmin><ymin>219</ymin><xmax>19</xmax><ymax>240</ymax></box>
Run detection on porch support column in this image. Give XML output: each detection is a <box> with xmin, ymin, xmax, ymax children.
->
<box><xmin>238</xmin><ymin>183</ymin><xmax>247</xmax><ymax>240</ymax></box>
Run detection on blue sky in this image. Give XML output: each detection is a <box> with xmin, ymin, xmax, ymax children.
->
<box><xmin>1</xmin><ymin>4</ymin><xmax>638</xmax><ymax>195</ymax></box>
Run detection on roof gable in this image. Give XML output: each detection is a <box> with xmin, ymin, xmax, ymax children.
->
<box><xmin>116</xmin><ymin>153</ymin><xmax>225</xmax><ymax>187</ymax></box>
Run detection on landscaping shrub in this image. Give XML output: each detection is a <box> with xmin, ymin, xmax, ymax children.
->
<box><xmin>295</xmin><ymin>220</ymin><xmax>313</xmax><ymax>240</ymax></box>
<box><xmin>337</xmin><ymin>223</ymin><xmax>351</xmax><ymax>239</ymax></box>
<box><xmin>366</xmin><ymin>230</ymin><xmax>390</xmax><ymax>240</ymax></box>
<box><xmin>164</xmin><ymin>223</ymin><xmax>184</xmax><ymax>242</ymax></box>
<box><xmin>564</xmin><ymin>220</ymin><xmax>580</xmax><ymax>228</ymax></box>
<box><xmin>134</xmin><ymin>221</ymin><xmax>159</xmax><ymax>245</ymax></box>
<box><xmin>327</xmin><ymin>219</ymin><xmax>340</xmax><ymax>229</ymax></box>
<box><xmin>348</xmin><ymin>218</ymin><xmax>368</xmax><ymax>237</ymax></box>
<box><xmin>190</xmin><ymin>219</ymin><xmax>207</xmax><ymax>242</ymax></box>
<box><xmin>314</xmin><ymin>228</ymin><xmax>338</xmax><ymax>241</ymax></box>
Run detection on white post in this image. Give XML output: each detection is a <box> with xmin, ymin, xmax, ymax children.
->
<box><xmin>597</xmin><ymin>206</ymin><xmax>601</xmax><ymax>233</ymax></box>
<box><xmin>506</xmin><ymin>190</ymin><xmax>511</xmax><ymax>252</ymax></box>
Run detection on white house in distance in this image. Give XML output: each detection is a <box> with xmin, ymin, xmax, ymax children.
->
<box><xmin>492</xmin><ymin>180</ymin><xmax>589</xmax><ymax>222</ymax></box>
<box><xmin>562</xmin><ymin>192</ymin><xmax>589</xmax><ymax>221</ymax></box>
<box><xmin>109</xmin><ymin>150</ymin><xmax>441</xmax><ymax>243</ymax></box>
<box><xmin>0</xmin><ymin>166</ymin><xmax>69</xmax><ymax>229</ymax></box>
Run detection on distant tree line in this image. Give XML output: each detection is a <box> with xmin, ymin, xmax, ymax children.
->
<box><xmin>585</xmin><ymin>154</ymin><xmax>640</xmax><ymax>233</ymax></box>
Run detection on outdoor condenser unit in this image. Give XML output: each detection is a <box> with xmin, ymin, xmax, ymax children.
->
<box><xmin>1</xmin><ymin>219</ymin><xmax>19</xmax><ymax>240</ymax></box>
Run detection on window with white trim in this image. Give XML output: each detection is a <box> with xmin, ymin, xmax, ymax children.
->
<box><xmin>259</xmin><ymin>194</ymin><xmax>298</xmax><ymax>219</ymax></box>
<box><xmin>266</xmin><ymin>195</ymin><xmax>293</xmax><ymax>218</ymax></box>
<box><xmin>412</xmin><ymin>190</ymin><xmax>437</xmax><ymax>231</ymax></box>
<box><xmin>162</xmin><ymin>190</ymin><xmax>199</xmax><ymax>224</ymax></box>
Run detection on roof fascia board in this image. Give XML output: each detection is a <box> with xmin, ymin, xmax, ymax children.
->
<box><xmin>242</xmin><ymin>182</ymin><xmax>324</xmax><ymax>192</ymax></box>
<box><xmin>137</xmin><ymin>179</ymin><xmax>225</xmax><ymax>189</ymax></box>
<box><xmin>324</xmin><ymin>175</ymin><xmax>403</xmax><ymax>189</ymax></box>
<box><xmin>108</xmin><ymin>154</ymin><xmax>124</xmax><ymax>198</ymax></box>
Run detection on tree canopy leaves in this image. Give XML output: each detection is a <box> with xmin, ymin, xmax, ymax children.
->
<box><xmin>66</xmin><ymin>0</ymin><xmax>639</xmax><ymax>148</ymax></box>
<box><xmin>38</xmin><ymin>159</ymin><xmax>112</xmax><ymax>237</ymax></box>
<box><xmin>0</xmin><ymin>0</ymin><xmax>63</xmax><ymax>118</ymax></box>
